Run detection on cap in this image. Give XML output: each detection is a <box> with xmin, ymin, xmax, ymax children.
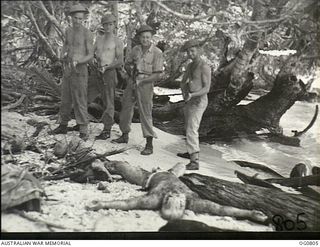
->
<box><xmin>180</xmin><ymin>39</ymin><xmax>201</xmax><ymax>52</ymax></box>
<box><xmin>68</xmin><ymin>4</ymin><xmax>89</xmax><ymax>15</ymax></box>
<box><xmin>136</xmin><ymin>24</ymin><xmax>154</xmax><ymax>35</ymax></box>
<box><xmin>101</xmin><ymin>14</ymin><xmax>116</xmax><ymax>24</ymax></box>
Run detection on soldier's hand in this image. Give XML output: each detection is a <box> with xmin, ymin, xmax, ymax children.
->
<box><xmin>184</xmin><ymin>92</ymin><xmax>192</xmax><ymax>102</ymax></box>
<box><xmin>73</xmin><ymin>60</ymin><xmax>78</xmax><ymax>68</ymax></box>
<box><xmin>136</xmin><ymin>78</ymin><xmax>143</xmax><ymax>86</ymax></box>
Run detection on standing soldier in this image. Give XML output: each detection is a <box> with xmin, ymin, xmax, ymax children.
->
<box><xmin>94</xmin><ymin>14</ymin><xmax>124</xmax><ymax>140</ymax></box>
<box><xmin>180</xmin><ymin>40</ymin><xmax>211</xmax><ymax>170</ymax></box>
<box><xmin>49</xmin><ymin>4</ymin><xmax>94</xmax><ymax>141</ymax></box>
<box><xmin>112</xmin><ymin>25</ymin><xmax>164</xmax><ymax>156</ymax></box>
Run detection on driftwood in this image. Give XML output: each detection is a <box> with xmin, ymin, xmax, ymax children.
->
<box><xmin>236</xmin><ymin>170</ymin><xmax>320</xmax><ymax>202</ymax></box>
<box><xmin>181</xmin><ymin>173</ymin><xmax>320</xmax><ymax>231</ymax></box>
<box><xmin>265</xmin><ymin>175</ymin><xmax>320</xmax><ymax>188</ymax></box>
<box><xmin>234</xmin><ymin>170</ymin><xmax>280</xmax><ymax>190</ymax></box>
<box><xmin>86</xmin><ymin>161</ymin><xmax>267</xmax><ymax>224</ymax></box>
<box><xmin>292</xmin><ymin>105</ymin><xmax>318</xmax><ymax>137</ymax></box>
<box><xmin>232</xmin><ymin>160</ymin><xmax>284</xmax><ymax>178</ymax></box>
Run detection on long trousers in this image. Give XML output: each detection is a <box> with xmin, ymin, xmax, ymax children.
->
<box><xmin>119</xmin><ymin>75</ymin><xmax>157</xmax><ymax>138</ymax></box>
<box><xmin>100</xmin><ymin>69</ymin><xmax>117</xmax><ymax>131</ymax></box>
<box><xmin>60</xmin><ymin>64</ymin><xmax>89</xmax><ymax>133</ymax></box>
<box><xmin>184</xmin><ymin>95</ymin><xmax>208</xmax><ymax>154</ymax></box>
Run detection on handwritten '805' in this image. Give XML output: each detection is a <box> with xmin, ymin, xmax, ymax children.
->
<box><xmin>272</xmin><ymin>213</ymin><xmax>307</xmax><ymax>231</ymax></box>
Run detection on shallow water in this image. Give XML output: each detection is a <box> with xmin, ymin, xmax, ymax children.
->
<box><xmin>210</xmin><ymin>100</ymin><xmax>320</xmax><ymax>178</ymax></box>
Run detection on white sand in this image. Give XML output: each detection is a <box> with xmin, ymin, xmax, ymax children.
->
<box><xmin>1</xmin><ymin>111</ymin><xmax>273</xmax><ymax>232</ymax></box>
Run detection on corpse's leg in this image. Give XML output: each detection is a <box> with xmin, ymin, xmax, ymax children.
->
<box><xmin>86</xmin><ymin>194</ymin><xmax>161</xmax><ymax>211</ymax></box>
<box><xmin>188</xmin><ymin>198</ymin><xmax>267</xmax><ymax>223</ymax></box>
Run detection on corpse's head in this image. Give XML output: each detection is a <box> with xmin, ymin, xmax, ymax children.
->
<box><xmin>160</xmin><ymin>192</ymin><xmax>186</xmax><ymax>221</ymax></box>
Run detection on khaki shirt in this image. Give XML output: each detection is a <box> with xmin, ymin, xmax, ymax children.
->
<box><xmin>127</xmin><ymin>44</ymin><xmax>163</xmax><ymax>75</ymax></box>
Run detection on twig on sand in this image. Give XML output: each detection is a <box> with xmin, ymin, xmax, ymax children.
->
<box><xmin>10</xmin><ymin>209</ymin><xmax>82</xmax><ymax>232</ymax></box>
<box><xmin>2</xmin><ymin>94</ymin><xmax>26</xmax><ymax>110</ymax></box>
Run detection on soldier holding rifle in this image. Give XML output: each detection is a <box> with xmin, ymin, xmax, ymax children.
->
<box><xmin>112</xmin><ymin>25</ymin><xmax>164</xmax><ymax>156</ymax></box>
<box><xmin>49</xmin><ymin>4</ymin><xmax>94</xmax><ymax>141</ymax></box>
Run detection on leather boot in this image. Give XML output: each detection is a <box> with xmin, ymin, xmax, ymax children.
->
<box><xmin>95</xmin><ymin>129</ymin><xmax>111</xmax><ymax>140</ymax></box>
<box><xmin>49</xmin><ymin>124</ymin><xmax>67</xmax><ymax>135</ymax></box>
<box><xmin>112</xmin><ymin>133</ymin><xmax>129</xmax><ymax>144</ymax></box>
<box><xmin>177</xmin><ymin>152</ymin><xmax>190</xmax><ymax>159</ymax></box>
<box><xmin>186</xmin><ymin>152</ymin><xmax>199</xmax><ymax>170</ymax></box>
<box><xmin>79</xmin><ymin>132</ymin><xmax>89</xmax><ymax>141</ymax></box>
<box><xmin>67</xmin><ymin>124</ymin><xmax>80</xmax><ymax>132</ymax></box>
<box><xmin>141</xmin><ymin>137</ymin><xmax>153</xmax><ymax>155</ymax></box>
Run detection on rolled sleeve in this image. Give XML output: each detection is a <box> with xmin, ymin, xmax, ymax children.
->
<box><xmin>152</xmin><ymin>51</ymin><xmax>164</xmax><ymax>73</ymax></box>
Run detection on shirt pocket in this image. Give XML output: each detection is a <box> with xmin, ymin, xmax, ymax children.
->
<box><xmin>142</xmin><ymin>54</ymin><xmax>154</xmax><ymax>73</ymax></box>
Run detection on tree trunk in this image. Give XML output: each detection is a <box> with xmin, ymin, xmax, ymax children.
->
<box><xmin>155</xmin><ymin>73</ymin><xmax>307</xmax><ymax>140</ymax></box>
<box><xmin>181</xmin><ymin>173</ymin><xmax>320</xmax><ymax>231</ymax></box>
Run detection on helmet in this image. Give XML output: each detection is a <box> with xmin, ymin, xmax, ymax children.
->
<box><xmin>180</xmin><ymin>39</ymin><xmax>201</xmax><ymax>52</ymax></box>
<box><xmin>68</xmin><ymin>4</ymin><xmax>89</xmax><ymax>15</ymax></box>
<box><xmin>101</xmin><ymin>14</ymin><xmax>116</xmax><ymax>24</ymax></box>
<box><xmin>136</xmin><ymin>24</ymin><xmax>154</xmax><ymax>35</ymax></box>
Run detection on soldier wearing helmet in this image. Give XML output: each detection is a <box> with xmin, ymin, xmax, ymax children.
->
<box><xmin>112</xmin><ymin>25</ymin><xmax>164</xmax><ymax>156</ymax></box>
<box><xmin>94</xmin><ymin>14</ymin><xmax>124</xmax><ymax>140</ymax></box>
<box><xmin>49</xmin><ymin>4</ymin><xmax>94</xmax><ymax>141</ymax></box>
<box><xmin>179</xmin><ymin>39</ymin><xmax>211</xmax><ymax>170</ymax></box>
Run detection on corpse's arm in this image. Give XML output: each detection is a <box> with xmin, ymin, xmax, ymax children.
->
<box><xmin>189</xmin><ymin>64</ymin><xmax>211</xmax><ymax>98</ymax></box>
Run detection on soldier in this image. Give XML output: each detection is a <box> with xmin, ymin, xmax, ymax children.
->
<box><xmin>49</xmin><ymin>4</ymin><xmax>94</xmax><ymax>141</ymax></box>
<box><xmin>94</xmin><ymin>14</ymin><xmax>124</xmax><ymax>140</ymax></box>
<box><xmin>112</xmin><ymin>25</ymin><xmax>164</xmax><ymax>156</ymax></box>
<box><xmin>180</xmin><ymin>40</ymin><xmax>211</xmax><ymax>170</ymax></box>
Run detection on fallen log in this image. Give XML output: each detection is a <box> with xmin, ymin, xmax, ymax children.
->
<box><xmin>235</xmin><ymin>170</ymin><xmax>320</xmax><ymax>201</ymax></box>
<box><xmin>232</xmin><ymin>160</ymin><xmax>284</xmax><ymax>178</ymax></box>
<box><xmin>234</xmin><ymin>170</ymin><xmax>280</xmax><ymax>189</ymax></box>
<box><xmin>265</xmin><ymin>175</ymin><xmax>320</xmax><ymax>188</ymax></box>
<box><xmin>181</xmin><ymin>173</ymin><xmax>320</xmax><ymax>231</ymax></box>
<box><xmin>292</xmin><ymin>104</ymin><xmax>318</xmax><ymax>137</ymax></box>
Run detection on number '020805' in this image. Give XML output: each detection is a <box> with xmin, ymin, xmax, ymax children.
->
<box><xmin>272</xmin><ymin>213</ymin><xmax>307</xmax><ymax>231</ymax></box>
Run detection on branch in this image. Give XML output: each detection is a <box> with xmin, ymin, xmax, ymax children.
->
<box><xmin>2</xmin><ymin>94</ymin><xmax>26</xmax><ymax>110</ymax></box>
<box><xmin>154</xmin><ymin>1</ymin><xmax>291</xmax><ymax>25</ymax></box>
<box><xmin>154</xmin><ymin>1</ymin><xmax>214</xmax><ymax>21</ymax></box>
<box><xmin>26</xmin><ymin>2</ymin><xmax>58</xmax><ymax>61</ymax></box>
<box><xmin>3</xmin><ymin>46</ymin><xmax>34</xmax><ymax>54</ymax></box>
<box><xmin>38</xmin><ymin>1</ymin><xmax>64</xmax><ymax>41</ymax></box>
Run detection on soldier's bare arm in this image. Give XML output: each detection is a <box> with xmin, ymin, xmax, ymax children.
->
<box><xmin>77</xmin><ymin>30</ymin><xmax>94</xmax><ymax>64</ymax></box>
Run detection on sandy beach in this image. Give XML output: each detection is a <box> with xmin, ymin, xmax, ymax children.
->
<box><xmin>1</xmin><ymin>111</ymin><xmax>274</xmax><ymax>232</ymax></box>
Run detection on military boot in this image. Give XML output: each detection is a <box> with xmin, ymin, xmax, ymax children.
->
<box><xmin>95</xmin><ymin>129</ymin><xmax>111</xmax><ymax>140</ymax></box>
<box><xmin>112</xmin><ymin>133</ymin><xmax>129</xmax><ymax>144</ymax></box>
<box><xmin>49</xmin><ymin>124</ymin><xmax>67</xmax><ymax>135</ymax></box>
<box><xmin>79</xmin><ymin>132</ymin><xmax>89</xmax><ymax>141</ymax></box>
<box><xmin>141</xmin><ymin>137</ymin><xmax>153</xmax><ymax>155</ymax></box>
<box><xmin>186</xmin><ymin>152</ymin><xmax>199</xmax><ymax>170</ymax></box>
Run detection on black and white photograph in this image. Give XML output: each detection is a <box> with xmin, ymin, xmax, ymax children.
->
<box><xmin>1</xmin><ymin>0</ymin><xmax>319</xmax><ymax>240</ymax></box>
